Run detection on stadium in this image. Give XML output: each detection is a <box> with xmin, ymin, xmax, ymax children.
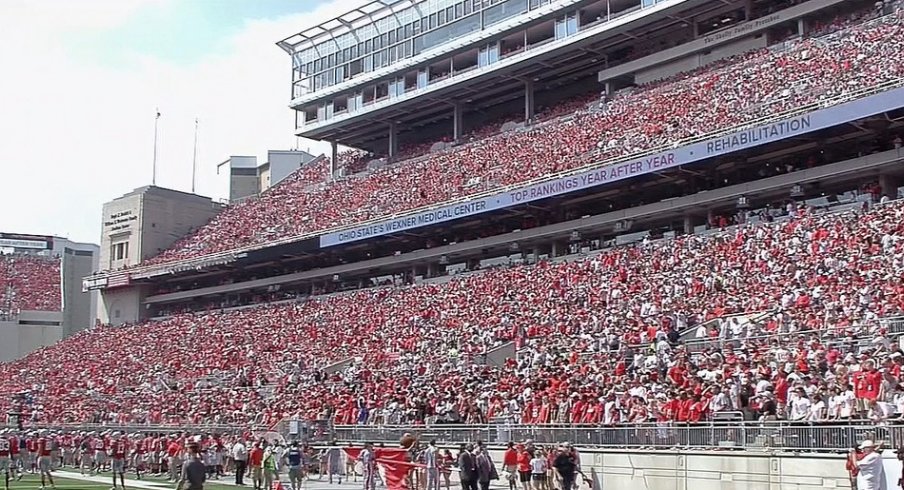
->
<box><xmin>4</xmin><ymin>0</ymin><xmax>904</xmax><ymax>488</ymax></box>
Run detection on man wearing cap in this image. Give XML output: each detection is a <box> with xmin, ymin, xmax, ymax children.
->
<box><xmin>851</xmin><ymin>440</ymin><xmax>886</xmax><ymax>490</ymax></box>
<box><xmin>176</xmin><ymin>443</ymin><xmax>206</xmax><ymax>490</ymax></box>
<box><xmin>285</xmin><ymin>441</ymin><xmax>304</xmax><ymax>490</ymax></box>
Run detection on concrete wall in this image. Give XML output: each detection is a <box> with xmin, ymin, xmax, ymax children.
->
<box><xmin>99</xmin><ymin>193</ymin><xmax>141</xmax><ymax>270</ymax></box>
<box><xmin>100</xmin><ymin>186</ymin><xmax>223</xmax><ymax>270</ymax></box>
<box><xmin>477</xmin><ymin>447</ymin><xmax>887</xmax><ymax>490</ymax></box>
<box><xmin>138</xmin><ymin>187</ymin><xmax>223</xmax><ymax>262</ymax></box>
<box><xmin>97</xmin><ymin>285</ymin><xmax>147</xmax><ymax>326</ymax></box>
<box><xmin>0</xmin><ymin>311</ymin><xmax>63</xmax><ymax>362</ymax></box>
<box><xmin>636</xmin><ymin>34</ymin><xmax>767</xmax><ymax>84</ymax></box>
<box><xmin>61</xmin><ymin>246</ymin><xmax>98</xmax><ymax>337</ymax></box>
<box><xmin>268</xmin><ymin>150</ymin><xmax>316</xmax><ymax>188</ymax></box>
<box><xmin>598</xmin><ymin>0</ymin><xmax>849</xmax><ymax>83</ymax></box>
<box><xmin>225</xmin><ymin>156</ymin><xmax>260</xmax><ymax>203</ymax></box>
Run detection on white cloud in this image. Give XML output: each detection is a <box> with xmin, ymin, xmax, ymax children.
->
<box><xmin>0</xmin><ymin>0</ymin><xmax>362</xmax><ymax>244</ymax></box>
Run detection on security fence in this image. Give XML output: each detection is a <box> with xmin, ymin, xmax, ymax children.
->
<box><xmin>2</xmin><ymin>421</ymin><xmax>246</xmax><ymax>435</ymax></box>
<box><xmin>331</xmin><ymin>421</ymin><xmax>904</xmax><ymax>452</ymax></box>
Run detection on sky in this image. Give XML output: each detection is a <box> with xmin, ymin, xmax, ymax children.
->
<box><xmin>0</xmin><ymin>0</ymin><xmax>365</xmax><ymax>244</ymax></box>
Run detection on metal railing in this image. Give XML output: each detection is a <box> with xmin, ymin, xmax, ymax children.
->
<box><xmin>330</xmin><ymin>421</ymin><xmax>904</xmax><ymax>452</ymax></box>
<box><xmin>5</xmin><ymin>421</ymin><xmax>246</xmax><ymax>435</ymax></box>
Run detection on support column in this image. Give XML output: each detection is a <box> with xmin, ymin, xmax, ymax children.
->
<box><xmin>453</xmin><ymin>102</ymin><xmax>464</xmax><ymax>142</ymax></box>
<box><xmin>330</xmin><ymin>140</ymin><xmax>338</xmax><ymax>177</ymax></box>
<box><xmin>744</xmin><ymin>0</ymin><xmax>753</xmax><ymax>20</ymax></box>
<box><xmin>880</xmin><ymin>174</ymin><xmax>899</xmax><ymax>200</ymax></box>
<box><xmin>551</xmin><ymin>241</ymin><xmax>559</xmax><ymax>257</ymax></box>
<box><xmin>426</xmin><ymin>263</ymin><xmax>437</xmax><ymax>278</ymax></box>
<box><xmin>467</xmin><ymin>258</ymin><xmax>480</xmax><ymax>271</ymax></box>
<box><xmin>388</xmin><ymin>122</ymin><xmax>398</xmax><ymax>159</ymax></box>
<box><xmin>683</xmin><ymin>215</ymin><xmax>699</xmax><ymax>235</ymax></box>
<box><xmin>798</xmin><ymin>18</ymin><xmax>806</xmax><ymax>36</ymax></box>
<box><xmin>524</xmin><ymin>79</ymin><xmax>535</xmax><ymax>122</ymax></box>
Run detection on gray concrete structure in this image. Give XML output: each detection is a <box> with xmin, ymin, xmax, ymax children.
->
<box><xmin>219</xmin><ymin>155</ymin><xmax>259</xmax><ymax>203</ymax></box>
<box><xmin>99</xmin><ymin>186</ymin><xmax>224</xmax><ymax>271</ymax></box>
<box><xmin>0</xmin><ymin>311</ymin><xmax>63</xmax><ymax>363</ymax></box>
<box><xmin>97</xmin><ymin>186</ymin><xmax>224</xmax><ymax>325</ymax></box>
<box><xmin>46</xmin><ymin>237</ymin><xmax>102</xmax><ymax>338</ymax></box>
<box><xmin>219</xmin><ymin>150</ymin><xmax>319</xmax><ymax>203</ymax></box>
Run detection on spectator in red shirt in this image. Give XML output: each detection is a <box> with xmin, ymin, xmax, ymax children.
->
<box><xmin>502</xmin><ymin>443</ymin><xmax>518</xmax><ymax>490</ymax></box>
<box><xmin>249</xmin><ymin>442</ymin><xmax>265</xmax><ymax>490</ymax></box>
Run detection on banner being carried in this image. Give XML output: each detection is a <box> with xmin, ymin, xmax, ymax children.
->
<box><xmin>344</xmin><ymin>446</ymin><xmax>421</xmax><ymax>490</ymax></box>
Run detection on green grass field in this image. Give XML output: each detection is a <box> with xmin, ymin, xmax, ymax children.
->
<box><xmin>138</xmin><ymin>473</ymin><xmax>238</xmax><ymax>490</ymax></box>
<box><xmin>3</xmin><ymin>473</ymin><xmax>239</xmax><ymax>490</ymax></box>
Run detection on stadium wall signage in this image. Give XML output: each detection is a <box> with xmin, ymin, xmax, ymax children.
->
<box><xmin>0</xmin><ymin>238</ymin><xmax>48</xmax><ymax>250</ymax></box>
<box><xmin>320</xmin><ymin>85</ymin><xmax>904</xmax><ymax>247</ymax></box>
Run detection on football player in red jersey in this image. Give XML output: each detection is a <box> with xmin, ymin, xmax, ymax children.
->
<box><xmin>79</xmin><ymin>432</ymin><xmax>95</xmax><ymax>476</ymax></box>
<box><xmin>25</xmin><ymin>433</ymin><xmax>37</xmax><ymax>474</ymax></box>
<box><xmin>0</xmin><ymin>430</ymin><xmax>12</xmax><ymax>490</ymax></box>
<box><xmin>93</xmin><ymin>432</ymin><xmax>108</xmax><ymax>474</ymax></box>
<box><xmin>8</xmin><ymin>431</ymin><xmax>22</xmax><ymax>481</ymax></box>
<box><xmin>110</xmin><ymin>432</ymin><xmax>129</xmax><ymax>490</ymax></box>
<box><xmin>131</xmin><ymin>433</ymin><xmax>145</xmax><ymax>480</ymax></box>
<box><xmin>35</xmin><ymin>431</ymin><xmax>55</xmax><ymax>490</ymax></box>
<box><xmin>61</xmin><ymin>432</ymin><xmax>74</xmax><ymax>468</ymax></box>
<box><xmin>145</xmin><ymin>434</ymin><xmax>159</xmax><ymax>476</ymax></box>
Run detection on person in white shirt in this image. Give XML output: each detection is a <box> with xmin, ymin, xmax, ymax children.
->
<box><xmin>868</xmin><ymin>400</ymin><xmax>894</xmax><ymax>424</ymax></box>
<box><xmin>839</xmin><ymin>386</ymin><xmax>856</xmax><ymax>419</ymax></box>
<box><xmin>710</xmin><ymin>387</ymin><xmax>731</xmax><ymax>413</ymax></box>
<box><xmin>529</xmin><ymin>451</ymin><xmax>548</xmax><ymax>490</ymax></box>
<box><xmin>807</xmin><ymin>395</ymin><xmax>827</xmax><ymax>422</ymax></box>
<box><xmin>789</xmin><ymin>390</ymin><xmax>811</xmax><ymax>421</ymax></box>
<box><xmin>232</xmin><ymin>440</ymin><xmax>248</xmax><ymax>486</ymax></box>
<box><xmin>853</xmin><ymin>440</ymin><xmax>886</xmax><ymax>490</ymax></box>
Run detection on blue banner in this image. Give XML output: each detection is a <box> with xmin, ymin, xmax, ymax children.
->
<box><xmin>320</xmin><ymin>86</ymin><xmax>904</xmax><ymax>247</ymax></box>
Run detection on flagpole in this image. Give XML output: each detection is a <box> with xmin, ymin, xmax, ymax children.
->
<box><xmin>192</xmin><ymin>117</ymin><xmax>199</xmax><ymax>194</ymax></box>
<box><xmin>152</xmin><ymin>108</ymin><xmax>161</xmax><ymax>186</ymax></box>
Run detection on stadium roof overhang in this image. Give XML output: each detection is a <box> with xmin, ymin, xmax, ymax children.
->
<box><xmin>295</xmin><ymin>0</ymin><xmax>725</xmax><ymax>148</ymax></box>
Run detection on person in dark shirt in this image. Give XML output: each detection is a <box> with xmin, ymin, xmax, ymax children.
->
<box><xmin>458</xmin><ymin>444</ymin><xmax>478</xmax><ymax>490</ymax></box>
<box><xmin>759</xmin><ymin>392</ymin><xmax>778</xmax><ymax>421</ymax></box>
<box><xmin>177</xmin><ymin>442</ymin><xmax>207</xmax><ymax>490</ymax></box>
<box><xmin>666</xmin><ymin>327</ymin><xmax>680</xmax><ymax>345</ymax></box>
<box><xmin>553</xmin><ymin>445</ymin><xmax>576</xmax><ymax>490</ymax></box>
<box><xmin>285</xmin><ymin>441</ymin><xmax>304</xmax><ymax>490</ymax></box>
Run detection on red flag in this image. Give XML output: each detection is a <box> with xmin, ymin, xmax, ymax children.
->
<box><xmin>344</xmin><ymin>447</ymin><xmax>416</xmax><ymax>490</ymax></box>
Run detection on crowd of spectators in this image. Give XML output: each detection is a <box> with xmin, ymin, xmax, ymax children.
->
<box><xmin>2</xmin><ymin>197</ymin><xmax>903</xmax><ymax>429</ymax></box>
<box><xmin>139</xmin><ymin>7</ymin><xmax>904</xmax><ymax>268</ymax></box>
<box><xmin>0</xmin><ymin>253</ymin><xmax>61</xmax><ymax>316</ymax></box>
